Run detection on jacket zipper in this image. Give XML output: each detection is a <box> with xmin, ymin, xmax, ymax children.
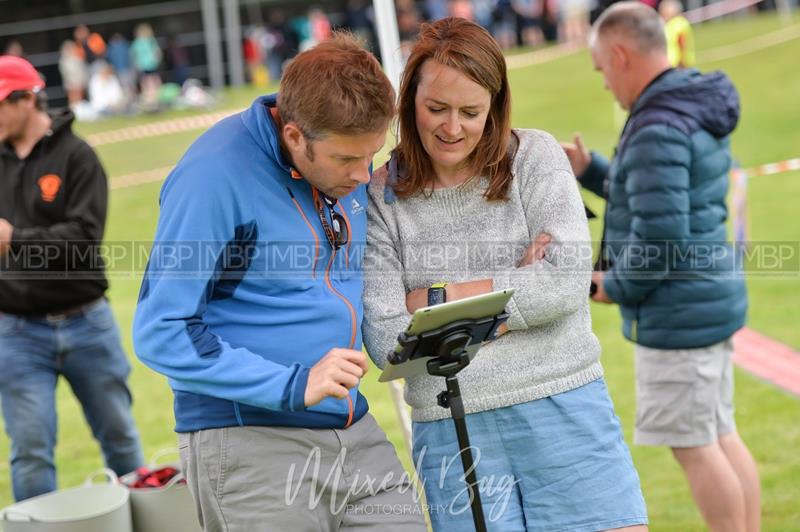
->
<box><xmin>289</xmin><ymin>186</ymin><xmax>358</xmax><ymax>428</ymax></box>
<box><xmin>323</xmin><ymin>247</ymin><xmax>358</xmax><ymax>428</ymax></box>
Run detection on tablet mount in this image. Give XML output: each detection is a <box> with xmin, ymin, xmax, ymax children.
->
<box><xmin>391</xmin><ymin>311</ymin><xmax>510</xmax><ymax>532</ymax></box>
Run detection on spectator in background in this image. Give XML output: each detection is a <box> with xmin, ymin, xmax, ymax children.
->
<box><xmin>397</xmin><ymin>0</ymin><xmax>421</xmax><ymax>60</ymax></box>
<box><xmin>264</xmin><ymin>9</ymin><xmax>295</xmax><ymax>82</ymax></box>
<box><xmin>0</xmin><ymin>55</ymin><xmax>144</xmax><ymax>502</ymax></box>
<box><xmin>492</xmin><ymin>0</ymin><xmax>519</xmax><ymax>48</ymax></box>
<box><xmin>345</xmin><ymin>0</ymin><xmax>376</xmax><ymax>51</ymax></box>
<box><xmin>88</xmin><ymin>61</ymin><xmax>125</xmax><ymax>116</ymax></box>
<box><xmin>449</xmin><ymin>0</ymin><xmax>475</xmax><ymax>20</ymax></box>
<box><xmin>562</xmin><ymin>4</ymin><xmax>759</xmax><ymax>531</ymax></box>
<box><xmin>513</xmin><ymin>0</ymin><xmax>546</xmax><ymax>46</ymax></box>
<box><xmin>130</xmin><ymin>23</ymin><xmax>162</xmax><ymax>111</ymax></box>
<box><xmin>560</xmin><ymin>0</ymin><xmax>594</xmax><ymax>47</ymax></box>
<box><xmin>106</xmin><ymin>33</ymin><xmax>135</xmax><ymax>102</ymax></box>
<box><xmin>291</xmin><ymin>7</ymin><xmax>332</xmax><ymax>53</ymax></box>
<box><xmin>165</xmin><ymin>36</ymin><xmax>190</xmax><ymax>87</ymax></box>
<box><xmin>471</xmin><ymin>0</ymin><xmax>495</xmax><ymax>29</ymax></box>
<box><xmin>290</xmin><ymin>13</ymin><xmax>313</xmax><ymax>51</ymax></box>
<box><xmin>424</xmin><ymin>0</ymin><xmax>450</xmax><ymax>20</ymax></box>
<box><xmin>73</xmin><ymin>25</ymin><xmax>106</xmax><ymax>75</ymax></box>
<box><xmin>308</xmin><ymin>8</ymin><xmax>333</xmax><ymax>47</ymax></box>
<box><xmin>660</xmin><ymin>0</ymin><xmax>695</xmax><ymax>67</ymax></box>
<box><xmin>243</xmin><ymin>27</ymin><xmax>267</xmax><ymax>86</ymax></box>
<box><xmin>540</xmin><ymin>0</ymin><xmax>562</xmax><ymax>42</ymax></box>
<box><xmin>58</xmin><ymin>40</ymin><xmax>88</xmax><ymax>106</ymax></box>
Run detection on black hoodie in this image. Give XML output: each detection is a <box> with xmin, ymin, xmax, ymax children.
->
<box><xmin>0</xmin><ymin>108</ymin><xmax>109</xmax><ymax>315</ymax></box>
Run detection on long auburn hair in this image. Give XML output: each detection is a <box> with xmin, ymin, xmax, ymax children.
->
<box><xmin>393</xmin><ymin>17</ymin><xmax>516</xmax><ymax>201</ymax></box>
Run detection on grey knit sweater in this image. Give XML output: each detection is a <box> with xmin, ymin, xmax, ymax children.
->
<box><xmin>362</xmin><ymin>129</ymin><xmax>604</xmax><ymax>422</ymax></box>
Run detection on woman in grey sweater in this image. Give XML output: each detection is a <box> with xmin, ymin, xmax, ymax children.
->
<box><xmin>362</xmin><ymin>17</ymin><xmax>648</xmax><ymax>531</ymax></box>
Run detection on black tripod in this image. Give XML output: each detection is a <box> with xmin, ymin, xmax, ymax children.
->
<box><xmin>391</xmin><ymin>313</ymin><xmax>508</xmax><ymax>532</ymax></box>
<box><xmin>428</xmin><ymin>351</ymin><xmax>487</xmax><ymax>532</ymax></box>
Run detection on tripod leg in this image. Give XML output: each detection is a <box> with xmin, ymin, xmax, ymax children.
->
<box><xmin>445</xmin><ymin>376</ymin><xmax>487</xmax><ymax>532</ymax></box>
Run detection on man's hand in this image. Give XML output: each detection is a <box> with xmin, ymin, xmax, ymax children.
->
<box><xmin>590</xmin><ymin>270</ymin><xmax>613</xmax><ymax>304</ymax></box>
<box><xmin>518</xmin><ymin>232</ymin><xmax>552</xmax><ymax>267</ymax></box>
<box><xmin>0</xmin><ymin>219</ymin><xmax>13</xmax><ymax>257</ymax></box>
<box><xmin>304</xmin><ymin>348</ymin><xmax>368</xmax><ymax>407</ymax></box>
<box><xmin>560</xmin><ymin>134</ymin><xmax>591</xmax><ymax>178</ymax></box>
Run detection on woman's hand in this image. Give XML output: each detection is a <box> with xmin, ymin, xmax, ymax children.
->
<box><xmin>518</xmin><ymin>232</ymin><xmax>552</xmax><ymax>267</ymax></box>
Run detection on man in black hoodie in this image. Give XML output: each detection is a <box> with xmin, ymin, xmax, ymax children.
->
<box><xmin>0</xmin><ymin>56</ymin><xmax>143</xmax><ymax>501</ymax></box>
<box><xmin>561</xmin><ymin>3</ymin><xmax>760</xmax><ymax>531</ymax></box>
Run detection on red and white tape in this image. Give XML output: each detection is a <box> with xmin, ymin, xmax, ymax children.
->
<box><xmin>110</xmin><ymin>166</ymin><xmax>174</xmax><ymax>190</ymax></box>
<box><xmin>685</xmin><ymin>0</ymin><xmax>765</xmax><ymax>24</ymax></box>
<box><xmin>731</xmin><ymin>158</ymin><xmax>800</xmax><ymax>179</ymax></box>
<box><xmin>87</xmin><ymin>110</ymin><xmax>238</xmax><ymax>147</ymax></box>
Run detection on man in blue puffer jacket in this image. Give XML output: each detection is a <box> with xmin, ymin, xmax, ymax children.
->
<box><xmin>562</xmin><ymin>3</ymin><xmax>760</xmax><ymax>531</ymax></box>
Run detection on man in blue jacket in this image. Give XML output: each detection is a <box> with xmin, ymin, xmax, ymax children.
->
<box><xmin>562</xmin><ymin>3</ymin><xmax>760</xmax><ymax>531</ymax></box>
<box><xmin>133</xmin><ymin>34</ymin><xmax>426</xmax><ymax>531</ymax></box>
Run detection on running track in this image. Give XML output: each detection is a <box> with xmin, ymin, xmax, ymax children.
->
<box><xmin>733</xmin><ymin>328</ymin><xmax>800</xmax><ymax>396</ymax></box>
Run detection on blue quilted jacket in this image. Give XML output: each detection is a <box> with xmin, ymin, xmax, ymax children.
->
<box><xmin>581</xmin><ymin>68</ymin><xmax>747</xmax><ymax>349</ymax></box>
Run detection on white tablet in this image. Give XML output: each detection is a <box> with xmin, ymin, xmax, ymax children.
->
<box><xmin>378</xmin><ymin>288</ymin><xmax>515</xmax><ymax>382</ymax></box>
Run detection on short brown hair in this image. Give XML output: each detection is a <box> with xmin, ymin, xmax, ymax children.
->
<box><xmin>277</xmin><ymin>32</ymin><xmax>396</xmax><ymax>139</ymax></box>
<box><xmin>394</xmin><ymin>17</ymin><xmax>515</xmax><ymax>201</ymax></box>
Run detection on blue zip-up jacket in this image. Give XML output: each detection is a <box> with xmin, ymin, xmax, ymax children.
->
<box><xmin>580</xmin><ymin>69</ymin><xmax>747</xmax><ymax>349</ymax></box>
<box><xmin>133</xmin><ymin>95</ymin><xmax>369</xmax><ymax>432</ymax></box>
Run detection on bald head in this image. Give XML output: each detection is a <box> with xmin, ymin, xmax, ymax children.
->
<box><xmin>659</xmin><ymin>0</ymin><xmax>684</xmax><ymax>21</ymax></box>
<box><xmin>588</xmin><ymin>2</ymin><xmax>671</xmax><ymax>110</ymax></box>
<box><xmin>590</xmin><ymin>1</ymin><xmax>667</xmax><ymax>56</ymax></box>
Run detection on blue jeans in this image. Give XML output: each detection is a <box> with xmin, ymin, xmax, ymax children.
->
<box><xmin>0</xmin><ymin>299</ymin><xmax>144</xmax><ymax>501</ymax></box>
<box><xmin>412</xmin><ymin>378</ymin><xmax>648</xmax><ymax>532</ymax></box>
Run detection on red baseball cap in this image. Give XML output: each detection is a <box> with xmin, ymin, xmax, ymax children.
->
<box><xmin>0</xmin><ymin>55</ymin><xmax>45</xmax><ymax>102</ymax></box>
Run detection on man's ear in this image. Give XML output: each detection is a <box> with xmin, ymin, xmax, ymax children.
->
<box><xmin>282</xmin><ymin>122</ymin><xmax>305</xmax><ymax>154</ymax></box>
<box><xmin>611</xmin><ymin>42</ymin><xmax>629</xmax><ymax>70</ymax></box>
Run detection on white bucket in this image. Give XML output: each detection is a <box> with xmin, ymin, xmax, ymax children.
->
<box><xmin>0</xmin><ymin>469</ymin><xmax>132</xmax><ymax>532</ymax></box>
<box><xmin>120</xmin><ymin>450</ymin><xmax>201</xmax><ymax>532</ymax></box>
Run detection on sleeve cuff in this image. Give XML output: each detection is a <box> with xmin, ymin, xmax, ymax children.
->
<box><xmin>603</xmin><ymin>267</ymin><xmax>638</xmax><ymax>305</ymax></box>
<box><xmin>286</xmin><ymin>365</ymin><xmax>310</xmax><ymax>412</ymax></box>
<box><xmin>578</xmin><ymin>152</ymin><xmax>610</xmax><ymax>198</ymax></box>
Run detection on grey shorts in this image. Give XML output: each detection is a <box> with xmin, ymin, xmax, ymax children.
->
<box><xmin>634</xmin><ymin>339</ymin><xmax>737</xmax><ymax>448</ymax></box>
<box><xmin>178</xmin><ymin>413</ymin><xmax>427</xmax><ymax>532</ymax></box>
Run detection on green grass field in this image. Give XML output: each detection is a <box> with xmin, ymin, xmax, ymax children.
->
<box><xmin>1</xmin><ymin>13</ymin><xmax>799</xmax><ymax>530</ymax></box>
